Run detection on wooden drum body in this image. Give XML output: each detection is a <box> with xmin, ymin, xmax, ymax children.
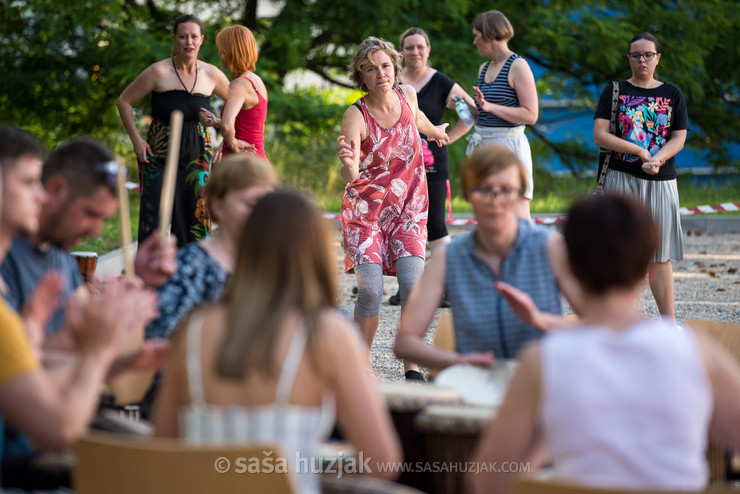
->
<box><xmin>71</xmin><ymin>251</ymin><xmax>98</xmax><ymax>284</ymax></box>
<box><xmin>380</xmin><ymin>382</ymin><xmax>461</xmax><ymax>491</ymax></box>
<box><xmin>414</xmin><ymin>405</ymin><xmax>496</xmax><ymax>494</ymax></box>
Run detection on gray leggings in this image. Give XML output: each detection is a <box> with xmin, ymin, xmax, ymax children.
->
<box><xmin>354</xmin><ymin>256</ymin><xmax>425</xmax><ymax>318</ymax></box>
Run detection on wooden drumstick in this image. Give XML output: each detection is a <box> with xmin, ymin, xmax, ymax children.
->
<box><xmin>158</xmin><ymin>109</ymin><xmax>184</xmax><ymax>237</ymax></box>
<box><xmin>116</xmin><ymin>161</ymin><xmax>134</xmax><ymax>275</ymax></box>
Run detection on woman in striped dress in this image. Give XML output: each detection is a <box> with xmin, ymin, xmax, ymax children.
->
<box><xmin>465</xmin><ymin>10</ymin><xmax>538</xmax><ymax>221</ymax></box>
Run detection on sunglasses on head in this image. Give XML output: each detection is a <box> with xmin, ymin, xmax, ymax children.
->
<box><xmin>87</xmin><ymin>161</ymin><xmax>120</xmax><ymax>189</ymax></box>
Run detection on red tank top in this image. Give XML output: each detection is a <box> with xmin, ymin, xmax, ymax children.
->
<box><xmin>221</xmin><ymin>76</ymin><xmax>269</xmax><ymax>164</ymax></box>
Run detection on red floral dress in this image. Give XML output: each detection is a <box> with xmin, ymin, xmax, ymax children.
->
<box><xmin>341</xmin><ymin>87</ymin><xmax>428</xmax><ymax>275</ymax></box>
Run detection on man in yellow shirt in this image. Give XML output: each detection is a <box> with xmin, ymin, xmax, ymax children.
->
<box><xmin>0</xmin><ymin>124</ymin><xmax>159</xmax><ymax>488</ymax></box>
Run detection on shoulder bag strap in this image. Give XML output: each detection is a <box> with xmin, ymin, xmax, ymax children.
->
<box><xmin>595</xmin><ymin>81</ymin><xmax>620</xmax><ymax>191</ymax></box>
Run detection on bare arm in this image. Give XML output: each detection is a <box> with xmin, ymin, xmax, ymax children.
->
<box><xmin>0</xmin><ymin>279</ymin><xmax>157</xmax><ymax>451</ymax></box>
<box><xmin>644</xmin><ymin>129</ymin><xmax>687</xmax><ymax>174</ymax></box>
<box><xmin>401</xmin><ymin>84</ymin><xmax>449</xmax><ymax>147</ymax></box>
<box><xmin>0</xmin><ymin>356</ymin><xmax>114</xmax><ymax>451</ymax></box>
<box><xmin>338</xmin><ymin>105</ymin><xmax>365</xmax><ymax>183</ymax></box>
<box><xmin>546</xmin><ymin>232</ymin><xmax>584</xmax><ymax>316</ymax></box>
<box><xmin>497</xmin><ymin>232</ymin><xmax>581</xmax><ymax>331</ymax></box>
<box><xmin>220</xmin><ymin>78</ymin><xmax>256</xmax><ymax>153</ymax></box>
<box><xmin>152</xmin><ymin>323</ymin><xmax>188</xmax><ymax>439</ymax></box>
<box><xmin>117</xmin><ymin>63</ymin><xmax>162</xmax><ymax>163</ymax></box>
<box><xmin>395</xmin><ymin>246</ymin><xmax>494</xmax><ymax>369</ymax></box>
<box><xmin>468</xmin><ymin>344</ymin><xmax>544</xmax><ymax>494</ymax></box>
<box><xmin>694</xmin><ymin>330</ymin><xmax>740</xmax><ymax>451</ymax></box>
<box><xmin>474</xmin><ymin>58</ymin><xmax>538</xmax><ymax>126</ymax></box>
<box><xmin>594</xmin><ymin>118</ymin><xmax>652</xmax><ymax>164</ymax></box>
<box><xmin>209</xmin><ymin>64</ymin><xmax>231</xmax><ymax>102</ymax></box>
<box><xmin>446</xmin><ymin>84</ymin><xmax>480</xmax><ymax>121</ymax></box>
<box><xmin>445</xmin><ymin>83</ymin><xmax>475</xmax><ymax>143</ymax></box>
<box><xmin>323</xmin><ymin>312</ymin><xmax>402</xmax><ymax>480</ymax></box>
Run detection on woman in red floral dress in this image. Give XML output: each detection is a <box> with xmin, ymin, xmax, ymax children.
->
<box><xmin>338</xmin><ymin>36</ymin><xmax>449</xmax><ymax>380</ymax></box>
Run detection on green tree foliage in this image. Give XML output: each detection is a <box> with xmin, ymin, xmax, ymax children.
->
<box><xmin>1</xmin><ymin>0</ymin><xmax>737</xmax><ymax>186</ymax></box>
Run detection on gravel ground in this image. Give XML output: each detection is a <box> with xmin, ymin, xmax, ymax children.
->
<box><xmin>331</xmin><ymin>223</ymin><xmax>740</xmax><ymax>383</ymax></box>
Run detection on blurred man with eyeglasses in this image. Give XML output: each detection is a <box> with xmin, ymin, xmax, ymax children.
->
<box><xmin>0</xmin><ymin>124</ymin><xmax>163</xmax><ymax>492</ymax></box>
<box><xmin>1</xmin><ymin>137</ymin><xmax>177</xmax><ymax>339</ymax></box>
<box><xmin>0</xmin><ymin>134</ymin><xmax>175</xmax><ymax>491</ymax></box>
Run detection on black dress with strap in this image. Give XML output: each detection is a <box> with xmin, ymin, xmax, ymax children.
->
<box><xmin>137</xmin><ymin>89</ymin><xmax>213</xmax><ymax>247</ymax></box>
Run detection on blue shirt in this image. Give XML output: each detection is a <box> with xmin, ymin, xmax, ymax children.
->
<box><xmin>0</xmin><ymin>236</ymin><xmax>83</xmax><ymax>334</ymax></box>
<box><xmin>445</xmin><ymin>220</ymin><xmax>561</xmax><ymax>358</ymax></box>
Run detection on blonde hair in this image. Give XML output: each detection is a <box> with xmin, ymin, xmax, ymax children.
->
<box><xmin>460</xmin><ymin>144</ymin><xmax>526</xmax><ymax>201</ymax></box>
<box><xmin>348</xmin><ymin>36</ymin><xmax>402</xmax><ymax>92</ymax></box>
<box><xmin>471</xmin><ymin>10</ymin><xmax>514</xmax><ymax>42</ymax></box>
<box><xmin>204</xmin><ymin>154</ymin><xmax>277</xmax><ymax>223</ymax></box>
<box><xmin>216</xmin><ymin>25</ymin><xmax>258</xmax><ymax>76</ymax></box>
<box><xmin>216</xmin><ymin>189</ymin><xmax>337</xmax><ymax>378</ymax></box>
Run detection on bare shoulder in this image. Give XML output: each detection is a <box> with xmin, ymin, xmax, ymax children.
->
<box><xmin>342</xmin><ymin>103</ymin><xmax>363</xmax><ymax>123</ymax></box>
<box><xmin>399</xmin><ymin>83</ymin><xmax>417</xmax><ymax>99</ymax></box>
<box><xmin>316</xmin><ymin>309</ymin><xmax>359</xmax><ymax>343</ymax></box>
<box><xmin>510</xmin><ymin>56</ymin><xmax>534</xmax><ymax>78</ymax></box>
<box><xmin>148</xmin><ymin>58</ymin><xmax>173</xmax><ymax>77</ymax></box>
<box><xmin>477</xmin><ymin>61</ymin><xmax>488</xmax><ymax>77</ymax></box>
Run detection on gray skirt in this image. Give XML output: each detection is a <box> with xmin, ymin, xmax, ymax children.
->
<box><xmin>604</xmin><ymin>169</ymin><xmax>683</xmax><ymax>262</ymax></box>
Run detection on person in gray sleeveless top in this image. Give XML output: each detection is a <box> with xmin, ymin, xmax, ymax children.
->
<box><xmin>395</xmin><ymin>144</ymin><xmax>581</xmax><ymax>370</ymax></box>
<box><xmin>469</xmin><ymin>195</ymin><xmax>740</xmax><ymax>493</ymax></box>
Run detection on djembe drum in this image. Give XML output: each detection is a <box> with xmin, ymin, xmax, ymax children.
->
<box><xmin>380</xmin><ymin>382</ymin><xmax>461</xmax><ymax>491</ymax></box>
<box><xmin>415</xmin><ymin>404</ymin><xmax>496</xmax><ymax>494</ymax></box>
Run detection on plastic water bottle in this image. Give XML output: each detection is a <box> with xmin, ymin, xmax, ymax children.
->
<box><xmin>455</xmin><ymin>96</ymin><xmax>474</xmax><ymax>126</ymax></box>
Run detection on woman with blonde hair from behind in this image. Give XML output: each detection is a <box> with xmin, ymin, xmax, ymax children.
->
<box><xmin>153</xmin><ymin>189</ymin><xmax>401</xmax><ymax>493</ymax></box>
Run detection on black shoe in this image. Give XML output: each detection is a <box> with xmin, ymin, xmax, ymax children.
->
<box><xmin>388</xmin><ymin>290</ymin><xmax>401</xmax><ymax>306</ymax></box>
<box><xmin>404</xmin><ymin>370</ymin><xmax>426</xmax><ymax>382</ymax></box>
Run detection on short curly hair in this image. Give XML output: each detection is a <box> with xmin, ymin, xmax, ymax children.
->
<box><xmin>348</xmin><ymin>36</ymin><xmax>402</xmax><ymax>92</ymax></box>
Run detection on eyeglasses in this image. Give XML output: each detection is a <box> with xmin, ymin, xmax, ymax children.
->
<box><xmin>628</xmin><ymin>52</ymin><xmax>657</xmax><ymax>61</ymax></box>
<box><xmin>87</xmin><ymin>161</ymin><xmax>120</xmax><ymax>189</ymax></box>
<box><xmin>469</xmin><ymin>187</ymin><xmax>521</xmax><ymax>204</ymax></box>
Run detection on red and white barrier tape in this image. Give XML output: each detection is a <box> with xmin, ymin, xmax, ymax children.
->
<box><xmin>679</xmin><ymin>202</ymin><xmax>740</xmax><ymax>215</ymax></box>
<box><xmin>325</xmin><ymin>202</ymin><xmax>740</xmax><ymax>226</ymax></box>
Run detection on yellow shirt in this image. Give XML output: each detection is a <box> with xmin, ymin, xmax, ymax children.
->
<box><xmin>0</xmin><ymin>299</ymin><xmax>39</xmax><ymax>386</ymax></box>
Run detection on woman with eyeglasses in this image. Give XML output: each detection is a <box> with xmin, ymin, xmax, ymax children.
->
<box><xmin>465</xmin><ymin>10</ymin><xmax>538</xmax><ymax>221</ymax></box>
<box><xmin>117</xmin><ymin>14</ymin><xmax>230</xmax><ymax>248</ymax></box>
<box><xmin>395</xmin><ymin>144</ymin><xmax>580</xmax><ymax>371</ymax></box>
<box><xmin>593</xmin><ymin>32</ymin><xmax>689</xmax><ymax>322</ymax></box>
<box><xmin>469</xmin><ymin>195</ymin><xmax>740</xmax><ymax>493</ymax></box>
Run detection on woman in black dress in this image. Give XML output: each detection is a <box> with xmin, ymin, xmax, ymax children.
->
<box><xmin>117</xmin><ymin>14</ymin><xmax>230</xmax><ymax>247</ymax></box>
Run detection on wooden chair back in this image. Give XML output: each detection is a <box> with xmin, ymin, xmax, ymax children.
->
<box><xmin>430</xmin><ymin>311</ymin><xmax>455</xmax><ymax>379</ymax></box>
<box><xmin>74</xmin><ymin>432</ymin><xmax>295</xmax><ymax>494</ymax></box>
<box><xmin>686</xmin><ymin>319</ymin><xmax>740</xmax><ymax>485</ymax></box>
<box><xmin>513</xmin><ymin>478</ymin><xmax>730</xmax><ymax>494</ymax></box>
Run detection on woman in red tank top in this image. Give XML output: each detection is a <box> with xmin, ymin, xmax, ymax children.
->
<box><xmin>199</xmin><ymin>25</ymin><xmax>270</xmax><ymax>165</ymax></box>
